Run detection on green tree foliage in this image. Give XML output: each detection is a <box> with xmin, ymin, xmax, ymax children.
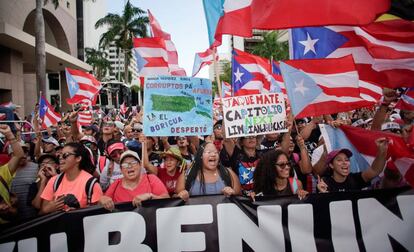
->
<box><xmin>84</xmin><ymin>47</ymin><xmax>111</xmax><ymax>80</ymax></box>
<box><xmin>95</xmin><ymin>0</ymin><xmax>148</xmax><ymax>84</ymax></box>
<box><xmin>251</xmin><ymin>30</ymin><xmax>289</xmax><ymax>61</ymax></box>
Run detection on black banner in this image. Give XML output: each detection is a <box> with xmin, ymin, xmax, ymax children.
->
<box><xmin>1</xmin><ymin>187</ymin><xmax>413</xmax><ymax>252</ymax></box>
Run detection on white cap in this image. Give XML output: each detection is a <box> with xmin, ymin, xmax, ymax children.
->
<box><xmin>381</xmin><ymin>122</ymin><xmax>401</xmax><ymax>131</ymax></box>
<box><xmin>42</xmin><ymin>137</ymin><xmax>59</xmax><ymax>147</ymax></box>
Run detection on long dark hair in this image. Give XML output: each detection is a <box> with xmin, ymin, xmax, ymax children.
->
<box><xmin>64</xmin><ymin>142</ymin><xmax>95</xmax><ymax>174</ymax></box>
<box><xmin>253</xmin><ymin>149</ymin><xmax>289</xmax><ymax>195</ymax></box>
<box><xmin>185</xmin><ymin>142</ymin><xmax>232</xmax><ymax>193</ymax></box>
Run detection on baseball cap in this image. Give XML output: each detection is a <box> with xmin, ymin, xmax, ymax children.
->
<box><xmin>80</xmin><ymin>135</ymin><xmax>97</xmax><ymax>145</ymax></box>
<box><xmin>381</xmin><ymin>122</ymin><xmax>401</xmax><ymax>132</ymax></box>
<box><xmin>120</xmin><ymin>150</ymin><xmax>141</xmax><ymax>164</ymax></box>
<box><xmin>326</xmin><ymin>148</ymin><xmax>353</xmax><ymax>167</ymax></box>
<box><xmin>42</xmin><ymin>137</ymin><xmax>59</xmax><ymax>147</ymax></box>
<box><xmin>106</xmin><ymin>142</ymin><xmax>125</xmax><ymax>155</ymax></box>
<box><xmin>37</xmin><ymin>153</ymin><xmax>59</xmax><ymax>165</ymax></box>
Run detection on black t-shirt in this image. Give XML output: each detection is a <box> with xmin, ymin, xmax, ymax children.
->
<box><xmin>97</xmin><ymin>138</ymin><xmax>109</xmax><ymax>155</ymax></box>
<box><xmin>221</xmin><ymin>146</ymin><xmax>262</xmax><ymax>194</ymax></box>
<box><xmin>323</xmin><ymin>172</ymin><xmax>370</xmax><ymax>192</ymax></box>
<box><xmin>149</xmin><ymin>152</ymin><xmax>162</xmax><ymax>167</ymax></box>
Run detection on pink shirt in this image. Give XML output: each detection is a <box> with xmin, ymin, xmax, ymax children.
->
<box><xmin>41</xmin><ymin>170</ymin><xmax>103</xmax><ymax>208</ymax></box>
<box><xmin>105</xmin><ymin>174</ymin><xmax>168</xmax><ymax>203</ymax></box>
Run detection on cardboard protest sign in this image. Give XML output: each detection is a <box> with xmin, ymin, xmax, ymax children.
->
<box><xmin>143</xmin><ymin>76</ymin><xmax>213</xmax><ymax>136</ymax></box>
<box><xmin>222</xmin><ymin>93</ymin><xmax>288</xmax><ymax>138</ymax></box>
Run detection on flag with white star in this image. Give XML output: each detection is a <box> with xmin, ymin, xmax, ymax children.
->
<box><xmin>65</xmin><ymin>68</ymin><xmax>101</xmax><ymax>106</ymax></box>
<box><xmin>280</xmin><ymin>56</ymin><xmax>375</xmax><ymax>118</ymax></box>
<box><xmin>231</xmin><ymin>49</ymin><xmax>273</xmax><ymax>96</ymax></box>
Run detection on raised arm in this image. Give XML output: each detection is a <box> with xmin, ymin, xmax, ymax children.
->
<box><xmin>0</xmin><ymin>125</ymin><xmax>24</xmax><ymax>175</ymax></box>
<box><xmin>361</xmin><ymin>137</ymin><xmax>389</xmax><ymax>182</ymax></box>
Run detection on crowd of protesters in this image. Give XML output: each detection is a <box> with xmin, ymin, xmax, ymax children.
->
<box><xmin>0</xmin><ymin>87</ymin><xmax>412</xmax><ymax>225</ymax></box>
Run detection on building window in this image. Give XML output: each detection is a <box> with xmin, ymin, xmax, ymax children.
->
<box><xmin>67</xmin><ymin>1</ymin><xmax>70</xmax><ymax>9</ymax></box>
<box><xmin>48</xmin><ymin>73</ymin><xmax>60</xmax><ymax>90</ymax></box>
<box><xmin>0</xmin><ymin>46</ymin><xmax>11</xmax><ymax>73</ymax></box>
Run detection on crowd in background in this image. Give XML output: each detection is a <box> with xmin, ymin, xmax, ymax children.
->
<box><xmin>0</xmin><ymin>87</ymin><xmax>412</xmax><ymax>225</ymax></box>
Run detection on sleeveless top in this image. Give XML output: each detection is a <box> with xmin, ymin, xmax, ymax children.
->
<box><xmin>189</xmin><ymin>176</ymin><xmax>226</xmax><ymax>196</ymax></box>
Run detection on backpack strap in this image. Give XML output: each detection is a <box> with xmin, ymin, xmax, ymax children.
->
<box><xmin>0</xmin><ymin>175</ymin><xmax>10</xmax><ymax>193</ymax></box>
<box><xmin>85</xmin><ymin>177</ymin><xmax>98</xmax><ymax>205</ymax></box>
<box><xmin>289</xmin><ymin>177</ymin><xmax>298</xmax><ymax>194</ymax></box>
<box><xmin>53</xmin><ymin>173</ymin><xmax>65</xmax><ymax>192</ymax></box>
<box><xmin>98</xmin><ymin>156</ymin><xmax>107</xmax><ymax>173</ymax></box>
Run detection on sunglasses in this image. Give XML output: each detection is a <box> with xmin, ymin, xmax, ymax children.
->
<box><xmin>121</xmin><ymin>160</ymin><xmax>139</xmax><ymax>169</ymax></box>
<box><xmin>214</xmin><ymin>125</ymin><xmax>222</xmax><ymax>130</ymax></box>
<box><xmin>275</xmin><ymin>162</ymin><xmax>291</xmax><ymax>169</ymax></box>
<box><xmin>132</xmin><ymin>129</ymin><xmax>142</xmax><ymax>133</ymax></box>
<box><xmin>103</xmin><ymin>122</ymin><xmax>114</xmax><ymax>127</ymax></box>
<box><xmin>60</xmin><ymin>152</ymin><xmax>76</xmax><ymax>160</ymax></box>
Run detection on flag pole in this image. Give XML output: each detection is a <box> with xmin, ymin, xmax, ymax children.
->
<box><xmin>212</xmin><ymin>48</ymin><xmax>222</xmax><ymax>98</ymax></box>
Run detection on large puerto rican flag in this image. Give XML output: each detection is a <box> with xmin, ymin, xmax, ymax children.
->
<box><xmin>290</xmin><ymin>19</ymin><xmax>414</xmax><ymax>91</ymax></box>
<box><xmin>148</xmin><ymin>10</ymin><xmax>186</xmax><ymax>76</ymax></box>
<box><xmin>203</xmin><ymin>0</ymin><xmax>252</xmax><ymax>47</ymax></box>
<box><xmin>321</xmin><ymin>124</ymin><xmax>414</xmax><ymax>187</ymax></box>
<box><xmin>65</xmin><ymin>68</ymin><xmax>101</xmax><ymax>106</ymax></box>
<box><xmin>280</xmin><ymin>56</ymin><xmax>375</xmax><ymax>119</ymax></box>
<box><xmin>133</xmin><ymin>37</ymin><xmax>170</xmax><ymax>76</ymax></box>
<box><xmin>251</xmin><ymin>0</ymin><xmax>390</xmax><ymax>29</ymax></box>
<box><xmin>231</xmin><ymin>49</ymin><xmax>273</xmax><ymax>96</ymax></box>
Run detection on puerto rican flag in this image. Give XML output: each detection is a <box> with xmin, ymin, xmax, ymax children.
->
<box><xmin>280</xmin><ymin>56</ymin><xmax>375</xmax><ymax>119</ymax></box>
<box><xmin>251</xmin><ymin>0</ymin><xmax>390</xmax><ymax>29</ymax></box>
<box><xmin>65</xmin><ymin>68</ymin><xmax>101</xmax><ymax>105</ymax></box>
<box><xmin>192</xmin><ymin>48</ymin><xmax>217</xmax><ymax>77</ymax></box>
<box><xmin>271</xmin><ymin>61</ymin><xmax>286</xmax><ymax>95</ymax></box>
<box><xmin>221</xmin><ymin>81</ymin><xmax>232</xmax><ymax>98</ymax></box>
<box><xmin>395</xmin><ymin>88</ymin><xmax>414</xmax><ymax>111</ymax></box>
<box><xmin>231</xmin><ymin>49</ymin><xmax>273</xmax><ymax>96</ymax></box>
<box><xmin>321</xmin><ymin>124</ymin><xmax>414</xmax><ymax>187</ymax></box>
<box><xmin>133</xmin><ymin>37</ymin><xmax>170</xmax><ymax>76</ymax></box>
<box><xmin>77</xmin><ymin>110</ymin><xmax>93</xmax><ymax>126</ymax></box>
<box><xmin>203</xmin><ymin>0</ymin><xmax>252</xmax><ymax>47</ymax></box>
<box><xmin>148</xmin><ymin>10</ymin><xmax>186</xmax><ymax>76</ymax></box>
<box><xmin>291</xmin><ymin>19</ymin><xmax>414</xmax><ymax>93</ymax></box>
<box><xmin>39</xmin><ymin>96</ymin><xmax>61</xmax><ymax>129</ymax></box>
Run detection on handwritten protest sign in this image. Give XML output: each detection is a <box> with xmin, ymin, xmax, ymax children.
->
<box><xmin>222</xmin><ymin>93</ymin><xmax>288</xmax><ymax>138</ymax></box>
<box><xmin>143</xmin><ymin>76</ymin><xmax>213</xmax><ymax>136</ymax></box>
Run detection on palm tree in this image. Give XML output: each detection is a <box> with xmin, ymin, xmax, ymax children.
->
<box><xmin>95</xmin><ymin>0</ymin><xmax>148</xmax><ymax>84</ymax></box>
<box><xmin>84</xmin><ymin>47</ymin><xmax>111</xmax><ymax>80</ymax></box>
<box><xmin>251</xmin><ymin>30</ymin><xmax>289</xmax><ymax>61</ymax></box>
<box><xmin>35</xmin><ymin>0</ymin><xmax>58</xmax><ymax>96</ymax></box>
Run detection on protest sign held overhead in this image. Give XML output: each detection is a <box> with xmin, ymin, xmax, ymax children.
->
<box><xmin>222</xmin><ymin>93</ymin><xmax>287</xmax><ymax>138</ymax></box>
<box><xmin>144</xmin><ymin>76</ymin><xmax>213</xmax><ymax>136</ymax></box>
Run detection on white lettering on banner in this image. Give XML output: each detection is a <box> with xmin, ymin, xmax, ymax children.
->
<box><xmin>330</xmin><ymin>201</ymin><xmax>359</xmax><ymax>252</ymax></box>
<box><xmin>217</xmin><ymin>204</ymin><xmax>285</xmax><ymax>252</ymax></box>
<box><xmin>18</xmin><ymin>238</ymin><xmax>36</xmax><ymax>252</ymax></box>
<box><xmin>288</xmin><ymin>204</ymin><xmax>317</xmax><ymax>252</ymax></box>
<box><xmin>83</xmin><ymin>212</ymin><xmax>151</xmax><ymax>252</ymax></box>
<box><xmin>50</xmin><ymin>233</ymin><xmax>68</xmax><ymax>252</ymax></box>
<box><xmin>358</xmin><ymin>195</ymin><xmax>414</xmax><ymax>252</ymax></box>
<box><xmin>156</xmin><ymin>205</ymin><xmax>213</xmax><ymax>252</ymax></box>
<box><xmin>1</xmin><ymin>196</ymin><xmax>414</xmax><ymax>251</ymax></box>
<box><xmin>0</xmin><ymin>242</ymin><xmax>15</xmax><ymax>252</ymax></box>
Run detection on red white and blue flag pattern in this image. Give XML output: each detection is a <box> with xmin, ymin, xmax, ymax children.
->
<box><xmin>39</xmin><ymin>96</ymin><xmax>61</xmax><ymax>129</ymax></box>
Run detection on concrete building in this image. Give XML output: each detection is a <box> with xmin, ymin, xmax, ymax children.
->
<box><xmin>209</xmin><ymin>53</ymin><xmax>231</xmax><ymax>81</ymax></box>
<box><xmin>232</xmin><ymin>29</ymin><xmax>289</xmax><ymax>52</ymax></box>
<box><xmin>0</xmin><ymin>0</ymin><xmax>91</xmax><ymax>116</ymax></box>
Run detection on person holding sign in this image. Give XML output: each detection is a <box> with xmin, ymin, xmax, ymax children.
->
<box><xmin>175</xmin><ymin>142</ymin><xmax>241</xmax><ymax>200</ymax></box>
<box><xmin>253</xmin><ymin>149</ymin><xmax>309</xmax><ymax>200</ymax></box>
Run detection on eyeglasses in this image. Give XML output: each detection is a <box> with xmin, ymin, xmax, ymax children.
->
<box><xmin>103</xmin><ymin>122</ymin><xmax>114</xmax><ymax>127</ymax></box>
<box><xmin>121</xmin><ymin>160</ymin><xmax>139</xmax><ymax>169</ymax></box>
<box><xmin>275</xmin><ymin>162</ymin><xmax>291</xmax><ymax>169</ymax></box>
<box><xmin>203</xmin><ymin>151</ymin><xmax>219</xmax><ymax>156</ymax></box>
<box><xmin>177</xmin><ymin>137</ymin><xmax>187</xmax><ymax>141</ymax></box>
<box><xmin>132</xmin><ymin>129</ymin><xmax>142</xmax><ymax>133</ymax></box>
<box><xmin>60</xmin><ymin>152</ymin><xmax>76</xmax><ymax>160</ymax></box>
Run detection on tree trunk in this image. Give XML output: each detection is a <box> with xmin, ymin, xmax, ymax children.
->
<box><xmin>35</xmin><ymin>0</ymin><xmax>46</xmax><ymax>98</ymax></box>
<box><xmin>124</xmin><ymin>49</ymin><xmax>128</xmax><ymax>84</ymax></box>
